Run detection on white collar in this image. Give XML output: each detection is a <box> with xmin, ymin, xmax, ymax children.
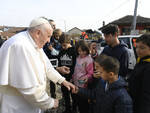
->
<box><xmin>26</xmin><ymin>31</ymin><xmax>38</xmax><ymax>49</ymax></box>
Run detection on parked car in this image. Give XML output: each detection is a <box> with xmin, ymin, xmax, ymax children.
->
<box><xmin>118</xmin><ymin>34</ymin><xmax>142</xmax><ymax>70</ymax></box>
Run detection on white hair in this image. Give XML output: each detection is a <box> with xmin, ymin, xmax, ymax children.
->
<box><xmin>28</xmin><ymin>17</ymin><xmax>52</xmax><ymax>33</ymax></box>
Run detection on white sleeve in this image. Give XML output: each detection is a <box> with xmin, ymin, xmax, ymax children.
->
<box><xmin>51</xmin><ymin>48</ymin><xmax>59</xmax><ymax>55</ymax></box>
<box><xmin>43</xmin><ymin>51</ymin><xmax>65</xmax><ymax>84</ymax></box>
<box><xmin>18</xmin><ymin>86</ymin><xmax>54</xmax><ymax>110</ymax></box>
<box><xmin>46</xmin><ymin>67</ymin><xmax>65</xmax><ymax>84</ymax></box>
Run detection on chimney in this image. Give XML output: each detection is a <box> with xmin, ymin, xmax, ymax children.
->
<box><xmin>103</xmin><ymin>21</ymin><xmax>105</xmax><ymax>26</ymax></box>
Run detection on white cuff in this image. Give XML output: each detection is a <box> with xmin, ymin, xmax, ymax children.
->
<box><xmin>57</xmin><ymin>77</ymin><xmax>65</xmax><ymax>84</ymax></box>
<box><xmin>47</xmin><ymin>68</ymin><xmax>65</xmax><ymax>84</ymax></box>
<box><xmin>48</xmin><ymin>98</ymin><xmax>54</xmax><ymax>108</ymax></box>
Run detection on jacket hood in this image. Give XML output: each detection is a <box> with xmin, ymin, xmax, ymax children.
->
<box><xmin>109</xmin><ymin>77</ymin><xmax>127</xmax><ymax>90</ymax></box>
<box><xmin>108</xmin><ymin>40</ymin><xmax>128</xmax><ymax>49</ymax></box>
<box><xmin>116</xmin><ymin>40</ymin><xmax>128</xmax><ymax>48</ymax></box>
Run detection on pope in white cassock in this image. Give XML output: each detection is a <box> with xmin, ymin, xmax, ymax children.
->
<box><xmin>0</xmin><ymin>17</ymin><xmax>75</xmax><ymax>113</ymax></box>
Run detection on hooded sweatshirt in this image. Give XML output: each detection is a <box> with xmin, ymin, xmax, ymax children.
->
<box><xmin>58</xmin><ymin>46</ymin><xmax>76</xmax><ymax>81</ymax></box>
<box><xmin>101</xmin><ymin>41</ymin><xmax>129</xmax><ymax>77</ymax></box>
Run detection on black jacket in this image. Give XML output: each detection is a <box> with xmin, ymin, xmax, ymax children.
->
<box><xmin>128</xmin><ymin>56</ymin><xmax>150</xmax><ymax>113</ymax></box>
<box><xmin>43</xmin><ymin>42</ymin><xmax>60</xmax><ymax>59</ymax></box>
<box><xmin>58</xmin><ymin>47</ymin><xmax>76</xmax><ymax>80</ymax></box>
<box><xmin>78</xmin><ymin>77</ymin><xmax>133</xmax><ymax>113</ymax></box>
<box><xmin>0</xmin><ymin>37</ymin><xmax>5</xmax><ymax>47</ymax></box>
<box><xmin>102</xmin><ymin>41</ymin><xmax>129</xmax><ymax>77</ymax></box>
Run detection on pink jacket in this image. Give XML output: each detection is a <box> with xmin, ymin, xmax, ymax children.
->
<box><xmin>72</xmin><ymin>55</ymin><xmax>93</xmax><ymax>88</ymax></box>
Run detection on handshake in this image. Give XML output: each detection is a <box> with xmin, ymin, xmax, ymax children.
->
<box><xmin>52</xmin><ymin>81</ymin><xmax>79</xmax><ymax>109</ymax></box>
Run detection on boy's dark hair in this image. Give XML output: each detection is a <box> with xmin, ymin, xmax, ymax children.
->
<box><xmin>91</xmin><ymin>40</ymin><xmax>98</xmax><ymax>43</ymax></box>
<box><xmin>101</xmin><ymin>24</ymin><xmax>119</xmax><ymax>36</ymax></box>
<box><xmin>58</xmin><ymin>33</ymin><xmax>71</xmax><ymax>44</ymax></box>
<box><xmin>76</xmin><ymin>40</ymin><xmax>90</xmax><ymax>55</ymax></box>
<box><xmin>95</xmin><ymin>54</ymin><xmax>120</xmax><ymax>75</ymax></box>
<box><xmin>136</xmin><ymin>34</ymin><xmax>150</xmax><ymax>47</ymax></box>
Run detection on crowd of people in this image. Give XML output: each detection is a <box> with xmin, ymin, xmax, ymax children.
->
<box><xmin>0</xmin><ymin>17</ymin><xmax>150</xmax><ymax>113</ymax></box>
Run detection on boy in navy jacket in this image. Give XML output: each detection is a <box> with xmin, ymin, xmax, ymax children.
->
<box><xmin>73</xmin><ymin>54</ymin><xmax>132</xmax><ymax>113</ymax></box>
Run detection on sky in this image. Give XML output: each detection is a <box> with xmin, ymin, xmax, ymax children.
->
<box><xmin>0</xmin><ymin>0</ymin><xmax>149</xmax><ymax>32</ymax></box>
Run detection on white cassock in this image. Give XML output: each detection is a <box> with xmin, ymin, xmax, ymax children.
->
<box><xmin>0</xmin><ymin>31</ymin><xmax>65</xmax><ymax>113</ymax></box>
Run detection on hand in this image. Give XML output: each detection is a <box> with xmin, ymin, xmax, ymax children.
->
<box><xmin>93</xmin><ymin>71</ymin><xmax>101</xmax><ymax>78</ymax></box>
<box><xmin>79</xmin><ymin>76</ymin><xmax>88</xmax><ymax>83</ymax></box>
<box><xmin>56</xmin><ymin>66</ymin><xmax>70</xmax><ymax>74</ymax></box>
<box><xmin>72</xmin><ymin>86</ymin><xmax>79</xmax><ymax>94</ymax></box>
<box><xmin>91</xmin><ymin>49</ymin><xmax>96</xmax><ymax>54</ymax></box>
<box><xmin>48</xmin><ymin>44</ymin><xmax>53</xmax><ymax>51</ymax></box>
<box><xmin>62</xmin><ymin>80</ymin><xmax>75</xmax><ymax>92</ymax></box>
<box><xmin>53</xmin><ymin>99</ymin><xmax>59</xmax><ymax>108</ymax></box>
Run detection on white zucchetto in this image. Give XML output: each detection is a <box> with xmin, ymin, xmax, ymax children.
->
<box><xmin>29</xmin><ymin>17</ymin><xmax>49</xmax><ymax>28</ymax></box>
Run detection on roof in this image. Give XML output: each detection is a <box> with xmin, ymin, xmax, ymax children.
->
<box><xmin>6</xmin><ymin>27</ymin><xmax>27</xmax><ymax>33</ymax></box>
<box><xmin>99</xmin><ymin>15</ymin><xmax>150</xmax><ymax>30</ymax></box>
<box><xmin>111</xmin><ymin>15</ymin><xmax>150</xmax><ymax>26</ymax></box>
<box><xmin>0</xmin><ymin>26</ymin><xmax>5</xmax><ymax>30</ymax></box>
<box><xmin>67</xmin><ymin>27</ymin><xmax>83</xmax><ymax>32</ymax></box>
<box><xmin>84</xmin><ymin>29</ymin><xmax>94</xmax><ymax>34</ymax></box>
<box><xmin>0</xmin><ymin>26</ymin><xmax>27</xmax><ymax>37</ymax></box>
<box><xmin>1</xmin><ymin>32</ymin><xmax>15</xmax><ymax>37</ymax></box>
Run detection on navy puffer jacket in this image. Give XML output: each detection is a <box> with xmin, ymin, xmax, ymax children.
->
<box><xmin>78</xmin><ymin>77</ymin><xmax>133</xmax><ymax>113</ymax></box>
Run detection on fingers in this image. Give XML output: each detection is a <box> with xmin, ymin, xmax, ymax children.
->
<box><xmin>48</xmin><ymin>45</ymin><xmax>53</xmax><ymax>50</ymax></box>
<box><xmin>62</xmin><ymin>80</ymin><xmax>75</xmax><ymax>92</ymax></box>
<box><xmin>68</xmin><ymin>82</ymin><xmax>75</xmax><ymax>91</ymax></box>
<box><xmin>66</xmin><ymin>85</ymin><xmax>70</xmax><ymax>91</ymax></box>
<box><xmin>53</xmin><ymin>99</ymin><xmax>59</xmax><ymax>108</ymax></box>
<box><xmin>93</xmin><ymin>71</ymin><xmax>101</xmax><ymax>78</ymax></box>
<box><xmin>72</xmin><ymin>86</ymin><xmax>79</xmax><ymax>94</ymax></box>
<box><xmin>59</xmin><ymin>66</ymin><xmax>70</xmax><ymax>74</ymax></box>
<box><xmin>63</xmin><ymin>66</ymin><xmax>70</xmax><ymax>74</ymax></box>
<box><xmin>62</xmin><ymin>80</ymin><xmax>79</xmax><ymax>94</ymax></box>
<box><xmin>57</xmin><ymin>66</ymin><xmax>66</xmax><ymax>74</ymax></box>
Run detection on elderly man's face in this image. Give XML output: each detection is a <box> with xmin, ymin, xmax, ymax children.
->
<box><xmin>37</xmin><ymin>24</ymin><xmax>53</xmax><ymax>48</ymax></box>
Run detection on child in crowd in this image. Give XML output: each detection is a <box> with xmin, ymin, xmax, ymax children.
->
<box><xmin>47</xmin><ymin>28</ymin><xmax>62</xmax><ymax>56</ymax></box>
<box><xmin>72</xmin><ymin>40</ymin><xmax>94</xmax><ymax>113</ymax></box>
<box><xmin>58</xmin><ymin>33</ymin><xmax>77</xmax><ymax>113</ymax></box>
<box><xmin>88</xmin><ymin>40</ymin><xmax>100</xmax><ymax>113</ymax></box>
<box><xmin>89</xmin><ymin>41</ymin><xmax>98</xmax><ymax>60</ymax></box>
<box><xmin>73</xmin><ymin>54</ymin><xmax>133</xmax><ymax>113</ymax></box>
<box><xmin>128</xmin><ymin>34</ymin><xmax>150</xmax><ymax>113</ymax></box>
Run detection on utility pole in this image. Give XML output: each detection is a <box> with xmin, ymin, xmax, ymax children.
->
<box><xmin>64</xmin><ymin>20</ymin><xmax>66</xmax><ymax>32</ymax></box>
<box><xmin>131</xmin><ymin>0</ymin><xmax>138</xmax><ymax>34</ymax></box>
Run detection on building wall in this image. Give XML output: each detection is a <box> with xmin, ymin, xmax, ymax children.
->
<box><xmin>119</xmin><ymin>25</ymin><xmax>149</xmax><ymax>35</ymax></box>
